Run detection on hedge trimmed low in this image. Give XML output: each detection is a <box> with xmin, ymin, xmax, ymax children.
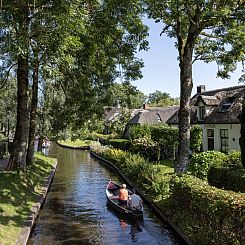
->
<box><xmin>208</xmin><ymin>166</ymin><xmax>245</xmax><ymax>193</ymax></box>
<box><xmin>170</xmin><ymin>175</ymin><xmax>245</xmax><ymax>244</ymax></box>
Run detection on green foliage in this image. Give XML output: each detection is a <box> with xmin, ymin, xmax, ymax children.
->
<box><xmin>189</xmin><ymin>151</ymin><xmax>227</xmax><ymax>179</ymax></box>
<box><xmin>170</xmin><ymin>175</ymin><xmax>245</xmax><ymax>244</ymax></box>
<box><xmin>107</xmin><ymin>109</ymin><xmax>132</xmax><ymax>137</ymax></box>
<box><xmin>146</xmin><ymin>0</ymin><xmax>245</xmax><ymax>174</ymax></box>
<box><xmin>130</xmin><ymin>137</ymin><xmax>156</xmax><ymax>160</ymax></box>
<box><xmin>190</xmin><ymin>125</ymin><xmax>202</xmax><ymax>153</ymax></box>
<box><xmin>150</xmin><ymin>125</ymin><xmax>178</xmax><ymax>147</ymax></box>
<box><xmin>107</xmin><ymin>139</ymin><xmax>130</xmax><ymax>151</ymax></box>
<box><xmin>227</xmin><ymin>151</ymin><xmax>243</xmax><ymax>169</ymax></box>
<box><xmin>92</xmin><ymin>144</ymin><xmax>245</xmax><ymax>244</ymax></box>
<box><xmin>0</xmin><ymin>152</ymin><xmax>56</xmax><ymax>244</ymax></box>
<box><xmin>207</xmin><ymin>151</ymin><xmax>243</xmax><ymax>191</ymax></box>
<box><xmin>147</xmin><ymin>90</ymin><xmax>179</xmax><ymax>106</ymax></box>
<box><xmin>129</xmin><ymin>125</ymin><xmax>178</xmax><ymax>160</ymax></box>
<box><xmin>208</xmin><ymin>166</ymin><xmax>245</xmax><ymax>193</ymax></box>
<box><xmin>129</xmin><ymin>125</ymin><xmax>151</xmax><ymax>140</ymax></box>
<box><xmin>107</xmin><ymin>82</ymin><xmax>147</xmax><ymax>109</ymax></box>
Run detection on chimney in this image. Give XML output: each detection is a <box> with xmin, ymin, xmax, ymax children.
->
<box><xmin>197</xmin><ymin>85</ymin><xmax>206</xmax><ymax>94</ymax></box>
<box><xmin>143</xmin><ymin>103</ymin><xmax>149</xmax><ymax>110</ymax></box>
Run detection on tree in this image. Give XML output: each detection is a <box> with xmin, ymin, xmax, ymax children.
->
<box><xmin>108</xmin><ymin>82</ymin><xmax>147</xmax><ymax>109</ymax></box>
<box><xmin>1</xmin><ymin>0</ymin><xmax>149</xmax><ymax>170</ymax></box>
<box><xmin>239</xmin><ymin>96</ymin><xmax>245</xmax><ymax>168</ymax></box>
<box><xmin>146</xmin><ymin>0</ymin><xmax>245</xmax><ymax>173</ymax></box>
<box><xmin>147</xmin><ymin>90</ymin><xmax>179</xmax><ymax>106</ymax></box>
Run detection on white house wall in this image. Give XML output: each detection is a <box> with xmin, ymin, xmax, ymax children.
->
<box><xmin>202</xmin><ymin>124</ymin><xmax>241</xmax><ymax>152</ymax></box>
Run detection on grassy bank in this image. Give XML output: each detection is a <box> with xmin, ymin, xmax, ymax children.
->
<box><xmin>58</xmin><ymin>139</ymin><xmax>93</xmax><ymax>147</ymax></box>
<box><xmin>0</xmin><ymin>153</ymin><xmax>56</xmax><ymax>245</ymax></box>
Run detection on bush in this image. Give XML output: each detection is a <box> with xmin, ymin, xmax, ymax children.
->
<box><xmin>189</xmin><ymin>151</ymin><xmax>227</xmax><ymax>179</ymax></box>
<box><xmin>170</xmin><ymin>175</ymin><xmax>245</xmax><ymax>244</ymax></box>
<box><xmin>190</xmin><ymin>125</ymin><xmax>202</xmax><ymax>153</ymax></box>
<box><xmin>227</xmin><ymin>151</ymin><xmax>242</xmax><ymax>169</ymax></box>
<box><xmin>207</xmin><ymin>165</ymin><xmax>229</xmax><ymax>189</ymax></box>
<box><xmin>227</xmin><ymin>169</ymin><xmax>245</xmax><ymax>192</ymax></box>
<box><xmin>107</xmin><ymin>139</ymin><xmax>130</xmax><ymax>151</ymax></box>
<box><xmin>129</xmin><ymin>125</ymin><xmax>151</xmax><ymax>140</ymax></box>
<box><xmin>208</xmin><ymin>166</ymin><xmax>245</xmax><ymax>193</ymax></box>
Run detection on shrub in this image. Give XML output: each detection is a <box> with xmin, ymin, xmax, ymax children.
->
<box><xmin>129</xmin><ymin>125</ymin><xmax>151</xmax><ymax>140</ymax></box>
<box><xmin>208</xmin><ymin>166</ymin><xmax>245</xmax><ymax>193</ymax></box>
<box><xmin>189</xmin><ymin>151</ymin><xmax>227</xmax><ymax>179</ymax></box>
<box><xmin>190</xmin><ymin>125</ymin><xmax>202</xmax><ymax>153</ymax></box>
<box><xmin>227</xmin><ymin>151</ymin><xmax>242</xmax><ymax>169</ymax></box>
<box><xmin>170</xmin><ymin>175</ymin><xmax>245</xmax><ymax>244</ymax></box>
<box><xmin>107</xmin><ymin>139</ymin><xmax>130</xmax><ymax>151</ymax></box>
<box><xmin>227</xmin><ymin>169</ymin><xmax>245</xmax><ymax>192</ymax></box>
<box><xmin>207</xmin><ymin>165</ymin><xmax>229</xmax><ymax>189</ymax></box>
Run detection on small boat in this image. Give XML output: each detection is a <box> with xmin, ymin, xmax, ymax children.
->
<box><xmin>106</xmin><ymin>181</ymin><xmax>143</xmax><ymax>220</ymax></box>
<box><xmin>42</xmin><ymin>140</ymin><xmax>50</xmax><ymax>148</ymax></box>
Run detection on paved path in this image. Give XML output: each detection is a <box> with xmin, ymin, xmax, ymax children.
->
<box><xmin>0</xmin><ymin>157</ymin><xmax>9</xmax><ymax>171</ymax></box>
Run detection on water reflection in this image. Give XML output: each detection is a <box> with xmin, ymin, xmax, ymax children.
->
<box><xmin>28</xmin><ymin>144</ymin><xmax>182</xmax><ymax>245</ymax></box>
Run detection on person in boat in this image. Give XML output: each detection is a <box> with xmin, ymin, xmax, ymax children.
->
<box><xmin>118</xmin><ymin>184</ymin><xmax>128</xmax><ymax>205</ymax></box>
<box><xmin>128</xmin><ymin>189</ymin><xmax>143</xmax><ymax>210</ymax></box>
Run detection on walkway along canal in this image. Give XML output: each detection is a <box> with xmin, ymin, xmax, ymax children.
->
<box><xmin>27</xmin><ymin>143</ymin><xmax>184</xmax><ymax>244</ymax></box>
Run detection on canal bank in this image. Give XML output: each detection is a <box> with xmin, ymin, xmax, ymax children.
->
<box><xmin>28</xmin><ymin>142</ymin><xmax>184</xmax><ymax>244</ymax></box>
<box><xmin>16</xmin><ymin>160</ymin><xmax>57</xmax><ymax>245</ymax></box>
<box><xmin>0</xmin><ymin>153</ymin><xmax>57</xmax><ymax>245</ymax></box>
<box><xmin>90</xmin><ymin>151</ymin><xmax>193</xmax><ymax>245</ymax></box>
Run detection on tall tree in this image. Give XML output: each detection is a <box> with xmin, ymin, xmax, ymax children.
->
<box><xmin>108</xmin><ymin>82</ymin><xmax>147</xmax><ymax>109</ymax></box>
<box><xmin>146</xmin><ymin>0</ymin><xmax>245</xmax><ymax>173</ymax></box>
<box><xmin>148</xmin><ymin>90</ymin><xmax>179</xmax><ymax>106</ymax></box>
<box><xmin>1</xmin><ymin>2</ymin><xmax>31</xmax><ymax>170</ymax></box>
<box><xmin>26</xmin><ymin>48</ymin><xmax>39</xmax><ymax>164</ymax></box>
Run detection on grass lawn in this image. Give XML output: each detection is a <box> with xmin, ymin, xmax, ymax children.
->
<box><xmin>0</xmin><ymin>153</ymin><xmax>56</xmax><ymax>245</ymax></box>
<box><xmin>58</xmin><ymin>139</ymin><xmax>93</xmax><ymax>147</ymax></box>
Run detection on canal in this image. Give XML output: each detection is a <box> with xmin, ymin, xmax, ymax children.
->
<box><xmin>27</xmin><ymin>143</ymin><xmax>183</xmax><ymax>245</ymax></box>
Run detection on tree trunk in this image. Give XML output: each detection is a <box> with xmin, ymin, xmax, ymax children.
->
<box><xmin>26</xmin><ymin>50</ymin><xmax>39</xmax><ymax>165</ymax></box>
<box><xmin>37</xmin><ymin>135</ymin><xmax>44</xmax><ymax>152</ymax></box>
<box><xmin>7</xmin><ymin>56</ymin><xmax>29</xmax><ymax>170</ymax></box>
<box><xmin>239</xmin><ymin>93</ymin><xmax>245</xmax><ymax>168</ymax></box>
<box><xmin>175</xmin><ymin>42</ymin><xmax>194</xmax><ymax>174</ymax></box>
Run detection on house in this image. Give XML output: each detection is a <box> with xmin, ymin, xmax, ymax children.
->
<box><xmin>167</xmin><ymin>85</ymin><xmax>245</xmax><ymax>152</ymax></box>
<box><xmin>124</xmin><ymin>104</ymin><xmax>179</xmax><ymax>138</ymax></box>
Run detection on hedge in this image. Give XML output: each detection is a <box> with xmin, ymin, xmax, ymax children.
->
<box><xmin>208</xmin><ymin>166</ymin><xmax>245</xmax><ymax>193</ymax></box>
<box><xmin>170</xmin><ymin>175</ymin><xmax>245</xmax><ymax>244</ymax></box>
<box><xmin>106</xmin><ymin>139</ymin><xmax>130</xmax><ymax>151</ymax></box>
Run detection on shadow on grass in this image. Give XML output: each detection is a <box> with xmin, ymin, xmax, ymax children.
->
<box><xmin>0</xmin><ymin>158</ymin><xmax>53</xmax><ymax>227</ymax></box>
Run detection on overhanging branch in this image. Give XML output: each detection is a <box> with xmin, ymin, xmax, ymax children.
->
<box><xmin>0</xmin><ymin>63</ymin><xmax>17</xmax><ymax>90</ymax></box>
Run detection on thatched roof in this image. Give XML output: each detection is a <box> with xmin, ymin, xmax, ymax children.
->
<box><xmin>194</xmin><ymin>95</ymin><xmax>220</xmax><ymax>106</ymax></box>
<box><xmin>167</xmin><ymin>85</ymin><xmax>245</xmax><ymax>125</ymax></box>
<box><xmin>128</xmin><ymin>106</ymin><xmax>179</xmax><ymax>125</ymax></box>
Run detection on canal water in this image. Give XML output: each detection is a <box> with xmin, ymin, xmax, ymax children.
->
<box><xmin>27</xmin><ymin>143</ymin><xmax>183</xmax><ymax>245</ymax></box>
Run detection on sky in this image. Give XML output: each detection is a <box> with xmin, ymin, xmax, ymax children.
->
<box><xmin>132</xmin><ymin>18</ymin><xmax>244</xmax><ymax>98</ymax></box>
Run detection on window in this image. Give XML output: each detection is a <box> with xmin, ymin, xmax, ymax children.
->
<box><xmin>220</xmin><ymin>129</ymin><xmax>228</xmax><ymax>152</ymax></box>
<box><xmin>199</xmin><ymin>106</ymin><xmax>206</xmax><ymax>120</ymax></box>
<box><xmin>219</xmin><ymin>97</ymin><xmax>236</xmax><ymax>112</ymax></box>
<box><xmin>207</xmin><ymin>129</ymin><xmax>214</xmax><ymax>150</ymax></box>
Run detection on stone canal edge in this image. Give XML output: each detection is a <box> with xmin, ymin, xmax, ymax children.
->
<box><xmin>90</xmin><ymin>151</ymin><xmax>194</xmax><ymax>245</ymax></box>
<box><xmin>15</xmin><ymin>160</ymin><xmax>58</xmax><ymax>245</ymax></box>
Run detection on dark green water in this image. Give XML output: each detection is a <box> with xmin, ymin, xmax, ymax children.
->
<box><xmin>27</xmin><ymin>143</ymin><xmax>183</xmax><ymax>245</ymax></box>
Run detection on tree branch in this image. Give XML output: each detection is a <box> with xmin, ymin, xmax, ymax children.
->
<box><xmin>0</xmin><ymin>63</ymin><xmax>17</xmax><ymax>90</ymax></box>
<box><xmin>160</xmin><ymin>25</ymin><xmax>170</xmax><ymax>36</ymax></box>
